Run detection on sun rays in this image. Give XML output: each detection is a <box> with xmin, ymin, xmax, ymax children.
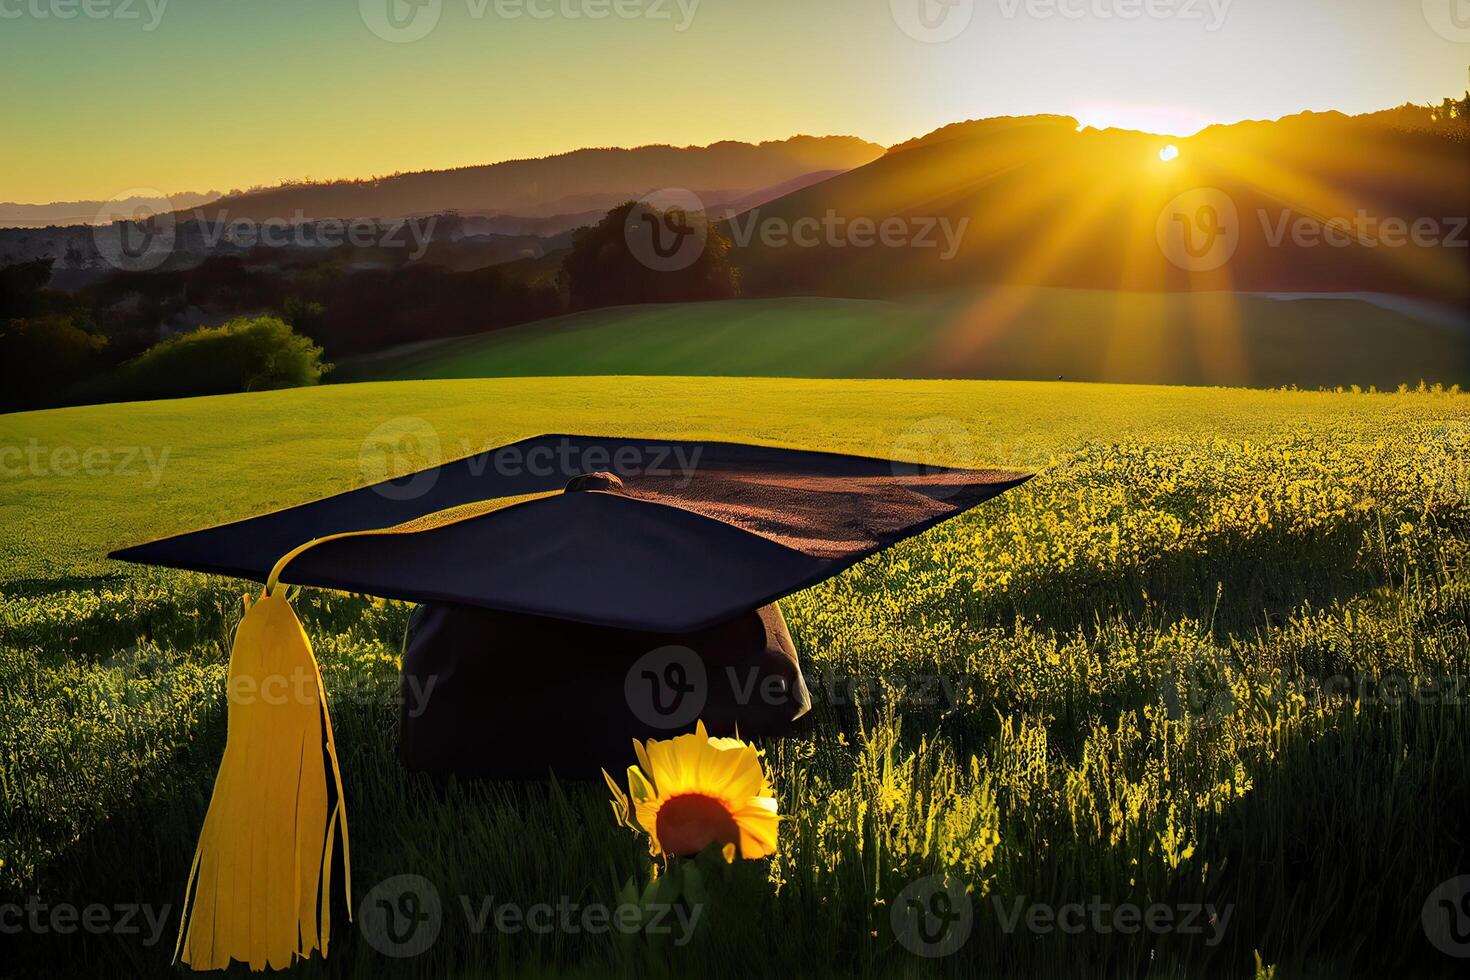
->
<box><xmin>919</xmin><ymin>118</ymin><xmax>1459</xmax><ymax>385</ymax></box>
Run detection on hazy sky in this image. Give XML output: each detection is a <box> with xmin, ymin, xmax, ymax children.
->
<box><xmin>3</xmin><ymin>0</ymin><xmax>1466</xmax><ymax>202</ymax></box>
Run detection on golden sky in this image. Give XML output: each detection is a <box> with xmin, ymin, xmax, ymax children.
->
<box><xmin>2</xmin><ymin>0</ymin><xmax>1466</xmax><ymax>202</ymax></box>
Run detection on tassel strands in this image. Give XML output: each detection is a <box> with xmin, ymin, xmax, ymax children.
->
<box><xmin>174</xmin><ymin>584</ymin><xmax>351</xmax><ymax>971</ymax></box>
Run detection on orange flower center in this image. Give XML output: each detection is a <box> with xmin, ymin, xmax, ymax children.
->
<box><xmin>655</xmin><ymin>793</ymin><xmax>740</xmax><ymax>857</ymax></box>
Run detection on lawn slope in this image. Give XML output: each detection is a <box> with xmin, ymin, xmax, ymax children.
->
<box><xmin>3</xmin><ymin>378</ymin><xmax>1468</xmax><ymax>978</ymax></box>
<box><xmin>332</xmin><ymin>291</ymin><xmax>1468</xmax><ymax>389</ymax></box>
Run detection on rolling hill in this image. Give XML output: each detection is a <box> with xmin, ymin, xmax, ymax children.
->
<box><xmin>726</xmin><ymin>113</ymin><xmax>1470</xmax><ymax>303</ymax></box>
<box><xmin>332</xmin><ymin>291</ymin><xmax>1469</xmax><ymax>390</ymax></box>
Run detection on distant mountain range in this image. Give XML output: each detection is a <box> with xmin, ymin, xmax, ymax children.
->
<box><xmin>0</xmin><ymin>191</ymin><xmax>220</xmax><ymax>229</ymax></box>
<box><xmin>0</xmin><ymin>138</ymin><xmax>882</xmax><ymax>286</ymax></box>
<box><xmin>448</xmin><ymin>169</ymin><xmax>854</xmax><ymax>239</ymax></box>
<box><xmin>184</xmin><ymin>136</ymin><xmax>885</xmax><ymax>224</ymax></box>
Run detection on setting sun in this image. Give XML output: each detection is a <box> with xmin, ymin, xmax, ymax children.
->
<box><xmin>1159</xmin><ymin>145</ymin><xmax>1181</xmax><ymax>162</ymax></box>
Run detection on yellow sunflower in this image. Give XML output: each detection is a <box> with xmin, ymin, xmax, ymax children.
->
<box><xmin>604</xmin><ymin>721</ymin><xmax>779</xmax><ymax>860</ymax></box>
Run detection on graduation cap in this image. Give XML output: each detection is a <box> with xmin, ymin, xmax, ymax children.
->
<box><xmin>109</xmin><ymin>434</ymin><xmax>1030</xmax><ymax>971</ymax></box>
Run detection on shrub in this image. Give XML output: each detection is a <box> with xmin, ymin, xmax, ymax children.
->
<box><xmin>102</xmin><ymin>315</ymin><xmax>331</xmax><ymax>402</ymax></box>
<box><xmin>0</xmin><ymin>314</ymin><xmax>108</xmax><ymax>412</ymax></box>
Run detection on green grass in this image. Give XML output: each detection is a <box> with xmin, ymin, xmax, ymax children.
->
<box><xmin>329</xmin><ymin>291</ymin><xmax>1467</xmax><ymax>391</ymax></box>
<box><xmin>2</xmin><ymin>377</ymin><xmax>1469</xmax><ymax>978</ymax></box>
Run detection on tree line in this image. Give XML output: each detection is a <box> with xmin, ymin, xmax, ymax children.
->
<box><xmin>0</xmin><ymin>199</ymin><xmax>740</xmax><ymax>412</ymax></box>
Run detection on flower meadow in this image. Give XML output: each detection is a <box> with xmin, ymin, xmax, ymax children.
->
<box><xmin>2</xmin><ymin>378</ymin><xmax>1467</xmax><ymax>978</ymax></box>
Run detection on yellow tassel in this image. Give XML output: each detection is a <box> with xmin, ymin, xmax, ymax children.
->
<box><xmin>171</xmin><ymin>492</ymin><xmax>558</xmax><ymax>970</ymax></box>
<box><xmin>175</xmin><ymin>587</ymin><xmax>351</xmax><ymax>971</ymax></box>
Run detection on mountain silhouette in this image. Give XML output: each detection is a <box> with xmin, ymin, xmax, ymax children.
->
<box><xmin>727</xmin><ymin>111</ymin><xmax>1469</xmax><ymax>302</ymax></box>
<box><xmin>191</xmin><ymin>137</ymin><xmax>884</xmax><ymax>224</ymax></box>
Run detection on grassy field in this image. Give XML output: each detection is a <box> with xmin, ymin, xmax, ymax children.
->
<box><xmin>330</xmin><ymin>292</ymin><xmax>1469</xmax><ymax>391</ymax></box>
<box><xmin>2</xmin><ymin>377</ymin><xmax>1469</xmax><ymax>978</ymax></box>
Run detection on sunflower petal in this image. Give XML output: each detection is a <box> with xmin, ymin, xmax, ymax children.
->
<box><xmin>626</xmin><ymin>765</ymin><xmax>656</xmax><ymax>807</ymax></box>
<box><xmin>730</xmin><ymin>797</ymin><xmax>780</xmax><ymax>859</ymax></box>
<box><xmin>603</xmin><ymin>769</ymin><xmax>633</xmax><ymax>829</ymax></box>
<box><xmin>632</xmin><ymin>738</ymin><xmax>654</xmax><ymax>785</ymax></box>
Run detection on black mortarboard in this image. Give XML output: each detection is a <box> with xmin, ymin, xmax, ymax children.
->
<box><xmin>111</xmin><ymin>433</ymin><xmax>1029</xmax><ymax>632</ymax></box>
<box><xmin>107</xmin><ymin>434</ymin><xmax>1029</xmax><ymax>971</ymax></box>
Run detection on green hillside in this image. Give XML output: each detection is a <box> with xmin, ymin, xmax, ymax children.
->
<box><xmin>332</xmin><ymin>291</ymin><xmax>1467</xmax><ymax>389</ymax></box>
<box><xmin>4</xmin><ymin>378</ymin><xmax>1469</xmax><ymax>977</ymax></box>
